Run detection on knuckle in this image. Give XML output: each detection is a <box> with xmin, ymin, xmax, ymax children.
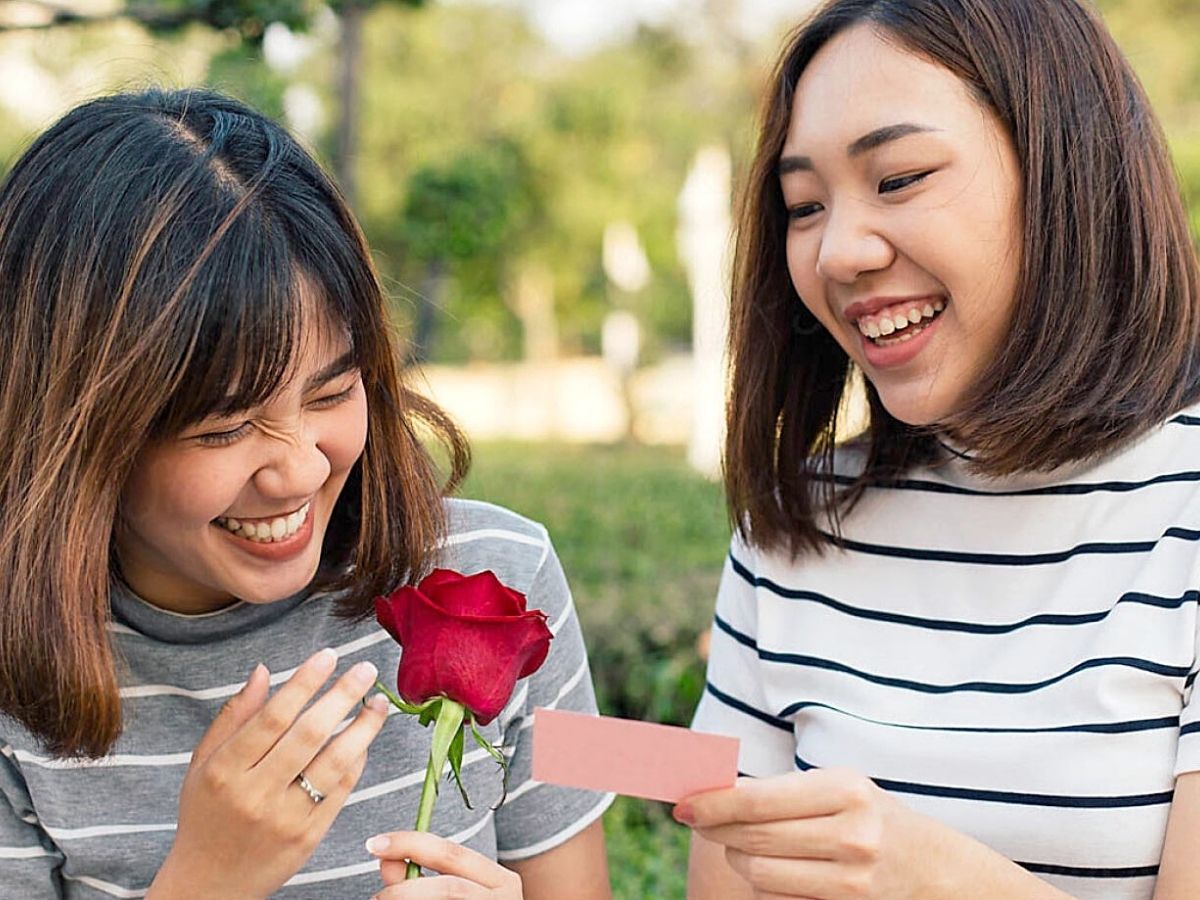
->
<box><xmin>258</xmin><ymin>706</ymin><xmax>291</xmax><ymax>735</ymax></box>
<box><xmin>742</xmin><ymin>852</ymin><xmax>770</xmax><ymax>887</ymax></box>
<box><xmin>742</xmin><ymin>824</ymin><xmax>775</xmax><ymax>857</ymax></box>
<box><xmin>840</xmin><ymin>822</ymin><xmax>882</xmax><ymax>863</ymax></box>
<box><xmin>839</xmin><ymin>869</ymin><xmax>876</xmax><ymax>899</ymax></box>
<box><xmin>742</xmin><ymin>792</ymin><xmax>770</xmax><ymax>821</ymax></box>
<box><xmin>294</xmin><ymin>716</ymin><xmax>328</xmax><ymax>747</ymax></box>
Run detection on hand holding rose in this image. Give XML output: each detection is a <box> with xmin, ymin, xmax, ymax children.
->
<box><xmin>366</xmin><ymin>831</ymin><xmax>524</xmax><ymax>899</ymax></box>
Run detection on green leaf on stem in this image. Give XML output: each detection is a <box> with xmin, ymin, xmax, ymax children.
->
<box><xmin>446</xmin><ymin>723</ymin><xmax>472</xmax><ymax>809</ymax></box>
<box><xmin>469</xmin><ymin>716</ymin><xmax>510</xmax><ymax>810</ymax></box>
<box><xmin>371</xmin><ymin>679</ymin><xmax>428</xmax><ymax>716</ymax></box>
<box><xmin>418</xmin><ymin>699</ymin><xmax>442</xmax><ymax>729</ymax></box>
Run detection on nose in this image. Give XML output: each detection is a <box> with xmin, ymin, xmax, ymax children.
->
<box><xmin>814</xmin><ymin>201</ymin><xmax>894</xmax><ymax>284</ymax></box>
<box><xmin>253</xmin><ymin>422</ymin><xmax>332</xmax><ymax>502</ymax></box>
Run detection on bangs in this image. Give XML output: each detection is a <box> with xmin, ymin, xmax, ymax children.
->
<box><xmin>150</xmin><ymin>200</ymin><xmax>373</xmax><ymax>438</ymax></box>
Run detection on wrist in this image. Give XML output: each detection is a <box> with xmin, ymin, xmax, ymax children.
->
<box><xmin>915</xmin><ymin>816</ymin><xmax>1072</xmax><ymax>900</ymax></box>
<box><xmin>148</xmin><ymin>854</ymin><xmax>263</xmax><ymax>900</ymax></box>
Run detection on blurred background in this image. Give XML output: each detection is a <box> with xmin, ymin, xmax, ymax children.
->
<box><xmin>0</xmin><ymin>0</ymin><xmax>1195</xmax><ymax>894</ymax></box>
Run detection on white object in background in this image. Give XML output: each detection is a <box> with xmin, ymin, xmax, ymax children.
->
<box><xmin>601</xmin><ymin>310</ymin><xmax>642</xmax><ymax>376</ymax></box>
<box><xmin>678</xmin><ymin>144</ymin><xmax>732</xmax><ymax>479</ymax></box>
<box><xmin>602</xmin><ymin>221</ymin><xmax>652</xmax><ymax>295</ymax></box>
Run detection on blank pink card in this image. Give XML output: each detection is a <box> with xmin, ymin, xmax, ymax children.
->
<box><xmin>531</xmin><ymin>707</ymin><xmax>739</xmax><ymax>803</ymax></box>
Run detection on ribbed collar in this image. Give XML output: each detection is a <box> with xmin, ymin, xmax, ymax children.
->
<box><xmin>108</xmin><ymin>578</ymin><xmax>313</xmax><ymax>644</ymax></box>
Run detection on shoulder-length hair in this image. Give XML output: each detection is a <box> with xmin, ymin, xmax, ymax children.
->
<box><xmin>726</xmin><ymin>0</ymin><xmax>1200</xmax><ymax>555</ymax></box>
<box><xmin>0</xmin><ymin>89</ymin><xmax>468</xmax><ymax>757</ymax></box>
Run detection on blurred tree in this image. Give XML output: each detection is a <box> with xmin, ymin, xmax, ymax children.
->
<box><xmin>398</xmin><ymin>139</ymin><xmax>538</xmax><ymax>362</ymax></box>
<box><xmin>0</xmin><ymin>0</ymin><xmax>430</xmax><ymax>209</ymax></box>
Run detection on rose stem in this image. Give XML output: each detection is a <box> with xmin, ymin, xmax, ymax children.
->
<box><xmin>407</xmin><ymin>698</ymin><xmax>466</xmax><ymax>880</ymax></box>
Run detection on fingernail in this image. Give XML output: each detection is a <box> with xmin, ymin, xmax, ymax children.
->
<box><xmin>367</xmin><ymin>694</ymin><xmax>389</xmax><ymax>713</ymax></box>
<box><xmin>365</xmin><ymin>835</ymin><xmax>389</xmax><ymax>854</ymax></box>
<box><xmin>672</xmin><ymin>802</ymin><xmax>694</xmax><ymax>825</ymax></box>
<box><xmin>350</xmin><ymin>660</ymin><xmax>378</xmax><ymax>686</ymax></box>
<box><xmin>314</xmin><ymin>648</ymin><xmax>338</xmax><ymax>671</ymax></box>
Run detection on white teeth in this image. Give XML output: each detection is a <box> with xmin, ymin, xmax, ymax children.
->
<box><xmin>866</xmin><ymin>320</ymin><xmax>880</xmax><ymax>338</ymax></box>
<box><xmin>923</xmin><ymin>304</ymin><xmax>935</xmax><ymax>318</ymax></box>
<box><xmin>217</xmin><ymin>502</ymin><xmax>310</xmax><ymax>544</ymax></box>
<box><xmin>898</xmin><ymin>331</ymin><xmax>914</xmax><ymax>342</ymax></box>
<box><xmin>934</xmin><ymin>299</ymin><xmax>945</xmax><ymax>312</ymax></box>
<box><xmin>892</xmin><ymin>316</ymin><xmax>909</xmax><ymax>331</ymax></box>
<box><xmin>907</xmin><ymin>309</ymin><xmax>922</xmax><ymax>325</ymax></box>
<box><xmin>878</xmin><ymin>318</ymin><xmax>895</xmax><ymax>335</ymax></box>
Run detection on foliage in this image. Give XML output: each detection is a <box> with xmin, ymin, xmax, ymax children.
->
<box><xmin>0</xmin><ymin>0</ymin><xmax>425</xmax><ymax>42</ymax></box>
<box><xmin>460</xmin><ymin>441</ymin><xmax>730</xmax><ymax>898</ymax></box>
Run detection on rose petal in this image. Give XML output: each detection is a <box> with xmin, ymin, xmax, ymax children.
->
<box><xmin>422</xmin><ymin>569</ymin><xmax>527</xmax><ymax>618</ymax></box>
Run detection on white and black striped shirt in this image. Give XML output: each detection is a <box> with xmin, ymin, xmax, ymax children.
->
<box><xmin>693</xmin><ymin>408</ymin><xmax>1200</xmax><ymax>900</ymax></box>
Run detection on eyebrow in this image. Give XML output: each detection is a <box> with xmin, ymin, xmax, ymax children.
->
<box><xmin>306</xmin><ymin>349</ymin><xmax>359</xmax><ymax>390</ymax></box>
<box><xmin>778</xmin><ymin>122</ymin><xmax>941</xmax><ymax>175</ymax></box>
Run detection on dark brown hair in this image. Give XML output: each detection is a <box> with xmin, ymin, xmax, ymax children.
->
<box><xmin>0</xmin><ymin>89</ymin><xmax>469</xmax><ymax>757</ymax></box>
<box><xmin>726</xmin><ymin>0</ymin><xmax>1200</xmax><ymax>555</ymax></box>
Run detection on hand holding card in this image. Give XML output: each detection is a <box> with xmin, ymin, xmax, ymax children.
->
<box><xmin>531</xmin><ymin>707</ymin><xmax>739</xmax><ymax>803</ymax></box>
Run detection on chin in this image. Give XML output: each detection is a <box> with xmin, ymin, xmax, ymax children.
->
<box><xmin>875</xmin><ymin>390</ymin><xmax>957</xmax><ymax>428</ymax></box>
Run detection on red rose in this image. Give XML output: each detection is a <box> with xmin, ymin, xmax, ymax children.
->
<box><xmin>374</xmin><ymin>569</ymin><xmax>553</xmax><ymax>725</ymax></box>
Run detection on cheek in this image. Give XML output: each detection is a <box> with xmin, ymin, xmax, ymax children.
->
<box><xmin>322</xmin><ymin>394</ymin><xmax>369</xmax><ymax>475</ymax></box>
<box><xmin>786</xmin><ymin>233</ymin><xmax>829</xmax><ymax>320</ymax></box>
<box><xmin>122</xmin><ymin>455</ymin><xmax>244</xmax><ymax>529</ymax></box>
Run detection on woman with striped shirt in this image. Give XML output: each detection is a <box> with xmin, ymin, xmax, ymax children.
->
<box><xmin>0</xmin><ymin>90</ymin><xmax>612</xmax><ymax>898</ymax></box>
<box><xmin>683</xmin><ymin>1</ymin><xmax>1200</xmax><ymax>898</ymax></box>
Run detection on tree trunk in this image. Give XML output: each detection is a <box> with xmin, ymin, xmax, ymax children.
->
<box><xmin>409</xmin><ymin>257</ymin><xmax>446</xmax><ymax>364</ymax></box>
<box><xmin>334</xmin><ymin>0</ymin><xmax>363</xmax><ymax>209</ymax></box>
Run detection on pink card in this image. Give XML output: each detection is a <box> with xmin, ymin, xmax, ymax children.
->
<box><xmin>531</xmin><ymin>707</ymin><xmax>739</xmax><ymax>803</ymax></box>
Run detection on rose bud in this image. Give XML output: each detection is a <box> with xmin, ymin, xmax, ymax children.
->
<box><xmin>374</xmin><ymin>569</ymin><xmax>553</xmax><ymax>725</ymax></box>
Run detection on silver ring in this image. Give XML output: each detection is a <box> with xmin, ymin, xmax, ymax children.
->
<box><xmin>295</xmin><ymin>771</ymin><xmax>325</xmax><ymax>804</ymax></box>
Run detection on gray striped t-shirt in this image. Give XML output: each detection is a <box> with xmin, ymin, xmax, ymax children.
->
<box><xmin>0</xmin><ymin>498</ymin><xmax>613</xmax><ymax>898</ymax></box>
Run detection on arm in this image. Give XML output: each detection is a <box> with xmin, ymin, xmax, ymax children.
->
<box><xmin>0</xmin><ymin>744</ymin><xmax>62</xmax><ymax>898</ymax></box>
<box><xmin>1153</xmin><ymin>771</ymin><xmax>1200</xmax><ymax>899</ymax></box>
<box><xmin>509</xmin><ymin>820</ymin><xmax>609</xmax><ymax>900</ymax></box>
<box><xmin>687</xmin><ymin>831</ymin><xmax>753</xmax><ymax>900</ymax></box>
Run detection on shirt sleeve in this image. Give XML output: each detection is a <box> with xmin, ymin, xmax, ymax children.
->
<box><xmin>690</xmin><ymin>533</ymin><xmax>797</xmax><ymax>776</ymax></box>
<box><xmin>0</xmin><ymin>742</ymin><xmax>63</xmax><ymax>898</ymax></box>
<box><xmin>492</xmin><ymin>531</ymin><xmax>614</xmax><ymax>861</ymax></box>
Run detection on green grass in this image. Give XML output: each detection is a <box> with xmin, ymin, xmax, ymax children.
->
<box><xmin>460</xmin><ymin>441</ymin><xmax>731</xmax><ymax>899</ymax></box>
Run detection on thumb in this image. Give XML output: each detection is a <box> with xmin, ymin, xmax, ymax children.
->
<box><xmin>190</xmin><ymin>663</ymin><xmax>270</xmax><ymax>767</ymax></box>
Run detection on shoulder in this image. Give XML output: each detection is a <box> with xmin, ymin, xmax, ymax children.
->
<box><xmin>439</xmin><ymin>498</ymin><xmax>559</xmax><ymax>603</ymax></box>
<box><xmin>443</xmin><ymin>497</ymin><xmax>550</xmax><ymax>545</ymax></box>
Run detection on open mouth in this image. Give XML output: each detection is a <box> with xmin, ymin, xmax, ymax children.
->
<box><xmin>855</xmin><ymin>298</ymin><xmax>946</xmax><ymax>346</ymax></box>
<box><xmin>213</xmin><ymin>501</ymin><xmax>311</xmax><ymax>544</ymax></box>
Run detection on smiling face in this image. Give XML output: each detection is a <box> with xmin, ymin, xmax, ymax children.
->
<box><xmin>780</xmin><ymin>24</ymin><xmax>1024</xmax><ymax>426</ymax></box>
<box><xmin>115</xmin><ymin>302</ymin><xmax>369</xmax><ymax>614</ymax></box>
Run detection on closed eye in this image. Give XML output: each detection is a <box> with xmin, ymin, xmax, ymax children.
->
<box><xmin>787</xmin><ymin>202</ymin><xmax>824</xmax><ymax>221</ymax></box>
<box><xmin>307</xmin><ymin>385</ymin><xmax>357</xmax><ymax>410</ymax></box>
<box><xmin>879</xmin><ymin>170</ymin><xmax>933</xmax><ymax>194</ymax></box>
<box><xmin>194</xmin><ymin>422</ymin><xmax>253</xmax><ymax>447</ymax></box>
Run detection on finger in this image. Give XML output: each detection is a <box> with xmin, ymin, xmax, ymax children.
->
<box><xmin>367</xmin><ymin>832</ymin><xmax>516</xmax><ymax>890</ymax></box>
<box><xmin>290</xmin><ymin>694</ymin><xmax>389</xmax><ymax>814</ymax></box>
<box><xmin>677</xmin><ymin>770</ymin><xmax>857</xmax><ymax>827</ymax></box>
<box><xmin>724</xmin><ymin>847</ymin><xmax>847</xmax><ymax>897</ymax></box>
<box><xmin>191</xmin><ymin>663</ymin><xmax>269</xmax><ymax>767</ymax></box>
<box><xmin>221</xmin><ymin>647</ymin><xmax>339</xmax><ymax>765</ymax></box>
<box><xmin>695</xmin><ymin>815</ymin><xmax>842</xmax><ymax>860</ymax></box>
<box><xmin>372</xmin><ymin>876</ymin><xmax>489</xmax><ymax>899</ymax></box>
<box><xmin>260</xmin><ymin>659</ymin><xmax>379</xmax><ymax>779</ymax></box>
